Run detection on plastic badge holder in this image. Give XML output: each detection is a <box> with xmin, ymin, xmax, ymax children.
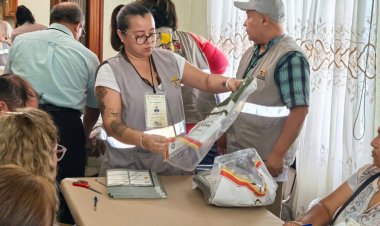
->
<box><xmin>193</xmin><ymin>148</ymin><xmax>278</xmax><ymax>207</ymax></box>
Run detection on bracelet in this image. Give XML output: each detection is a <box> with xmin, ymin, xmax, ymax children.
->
<box><xmin>139</xmin><ymin>134</ymin><xmax>145</xmax><ymax>149</ymax></box>
<box><xmin>225</xmin><ymin>78</ymin><xmax>232</xmax><ymax>91</ymax></box>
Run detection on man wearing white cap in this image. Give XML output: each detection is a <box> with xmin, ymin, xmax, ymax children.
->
<box><xmin>225</xmin><ymin>0</ymin><xmax>310</xmax><ymax>216</ymax></box>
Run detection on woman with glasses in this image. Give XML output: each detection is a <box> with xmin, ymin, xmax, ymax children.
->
<box><xmin>135</xmin><ymin>0</ymin><xmax>229</xmax><ymax>166</ymax></box>
<box><xmin>0</xmin><ymin>74</ymin><xmax>39</xmax><ymax>115</ymax></box>
<box><xmin>0</xmin><ymin>107</ymin><xmax>61</xmax><ymax>184</ymax></box>
<box><xmin>95</xmin><ymin>3</ymin><xmax>240</xmax><ymax>175</ymax></box>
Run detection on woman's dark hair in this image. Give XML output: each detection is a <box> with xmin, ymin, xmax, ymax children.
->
<box><xmin>0</xmin><ymin>74</ymin><xmax>37</xmax><ymax>111</ymax></box>
<box><xmin>135</xmin><ymin>0</ymin><xmax>178</xmax><ymax>30</ymax></box>
<box><xmin>110</xmin><ymin>3</ymin><xmax>151</xmax><ymax>51</ymax></box>
<box><xmin>15</xmin><ymin>5</ymin><xmax>35</xmax><ymax>28</ymax></box>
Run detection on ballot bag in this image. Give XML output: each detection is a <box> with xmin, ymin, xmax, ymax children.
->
<box><xmin>165</xmin><ymin>76</ymin><xmax>257</xmax><ymax>171</ymax></box>
<box><xmin>193</xmin><ymin>148</ymin><xmax>278</xmax><ymax>207</ymax></box>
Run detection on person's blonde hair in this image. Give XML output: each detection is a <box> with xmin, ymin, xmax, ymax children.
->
<box><xmin>0</xmin><ymin>165</ymin><xmax>57</xmax><ymax>226</ymax></box>
<box><xmin>0</xmin><ymin>108</ymin><xmax>58</xmax><ymax>184</ymax></box>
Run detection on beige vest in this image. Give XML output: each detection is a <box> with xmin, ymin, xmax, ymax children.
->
<box><xmin>173</xmin><ymin>30</ymin><xmax>218</xmax><ymax>124</ymax></box>
<box><xmin>227</xmin><ymin>36</ymin><xmax>304</xmax><ymax>166</ymax></box>
<box><xmin>100</xmin><ymin>49</ymin><xmax>189</xmax><ymax>175</ymax></box>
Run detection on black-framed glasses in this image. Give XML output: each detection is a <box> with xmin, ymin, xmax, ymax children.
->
<box><xmin>120</xmin><ymin>30</ymin><xmax>161</xmax><ymax>45</ymax></box>
<box><xmin>56</xmin><ymin>144</ymin><xmax>67</xmax><ymax>162</ymax></box>
<box><xmin>80</xmin><ymin>24</ymin><xmax>86</xmax><ymax>38</ymax></box>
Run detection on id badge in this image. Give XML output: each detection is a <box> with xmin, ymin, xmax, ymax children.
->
<box><xmin>144</xmin><ymin>93</ymin><xmax>168</xmax><ymax>128</ymax></box>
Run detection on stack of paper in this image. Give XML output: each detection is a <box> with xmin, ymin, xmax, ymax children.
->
<box><xmin>106</xmin><ymin>169</ymin><xmax>167</xmax><ymax>199</ymax></box>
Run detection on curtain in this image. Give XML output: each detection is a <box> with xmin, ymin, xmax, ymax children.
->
<box><xmin>376</xmin><ymin>5</ymin><xmax>380</xmax><ymax>128</ymax></box>
<box><xmin>284</xmin><ymin>0</ymin><xmax>378</xmax><ymax>218</ymax></box>
<box><xmin>207</xmin><ymin>0</ymin><xmax>378</xmax><ymax>219</ymax></box>
<box><xmin>207</xmin><ymin>0</ymin><xmax>251</xmax><ymax>76</ymax></box>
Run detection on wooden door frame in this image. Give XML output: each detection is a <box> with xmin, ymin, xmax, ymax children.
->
<box><xmin>87</xmin><ymin>0</ymin><xmax>103</xmax><ymax>62</ymax></box>
<box><xmin>50</xmin><ymin>0</ymin><xmax>103</xmax><ymax>61</ymax></box>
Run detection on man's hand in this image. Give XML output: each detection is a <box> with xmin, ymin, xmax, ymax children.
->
<box><xmin>265</xmin><ymin>152</ymin><xmax>285</xmax><ymax>177</ymax></box>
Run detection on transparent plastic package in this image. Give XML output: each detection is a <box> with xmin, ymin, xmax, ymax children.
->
<box><xmin>193</xmin><ymin>148</ymin><xmax>278</xmax><ymax>207</ymax></box>
<box><xmin>165</xmin><ymin>76</ymin><xmax>257</xmax><ymax>171</ymax></box>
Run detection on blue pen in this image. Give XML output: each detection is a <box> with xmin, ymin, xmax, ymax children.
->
<box><xmin>302</xmin><ymin>224</ymin><xmax>312</xmax><ymax>226</ymax></box>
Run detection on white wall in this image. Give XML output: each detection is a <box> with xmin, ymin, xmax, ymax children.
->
<box><xmin>18</xmin><ymin>0</ymin><xmax>50</xmax><ymax>26</ymax></box>
<box><xmin>13</xmin><ymin>0</ymin><xmax>208</xmax><ymax>60</ymax></box>
<box><xmin>173</xmin><ymin>0</ymin><xmax>207</xmax><ymax>37</ymax></box>
<box><xmin>102</xmin><ymin>0</ymin><xmax>134</xmax><ymax>60</ymax></box>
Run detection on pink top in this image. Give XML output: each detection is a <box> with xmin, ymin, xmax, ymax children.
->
<box><xmin>186</xmin><ymin>33</ymin><xmax>229</xmax><ymax>133</ymax></box>
<box><xmin>188</xmin><ymin>32</ymin><xmax>228</xmax><ymax>74</ymax></box>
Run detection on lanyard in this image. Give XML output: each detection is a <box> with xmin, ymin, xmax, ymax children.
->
<box><xmin>243</xmin><ymin>47</ymin><xmax>262</xmax><ymax>79</ymax></box>
<box><xmin>47</xmin><ymin>27</ymin><xmax>71</xmax><ymax>37</ymax></box>
<box><xmin>121</xmin><ymin>50</ymin><xmax>161</xmax><ymax>94</ymax></box>
<box><xmin>242</xmin><ymin>35</ymin><xmax>285</xmax><ymax>79</ymax></box>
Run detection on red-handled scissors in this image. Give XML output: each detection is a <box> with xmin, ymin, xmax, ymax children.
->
<box><xmin>72</xmin><ymin>180</ymin><xmax>102</xmax><ymax>194</ymax></box>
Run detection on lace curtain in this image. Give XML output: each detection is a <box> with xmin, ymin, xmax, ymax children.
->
<box><xmin>284</xmin><ymin>0</ymin><xmax>377</xmax><ymax>217</ymax></box>
<box><xmin>207</xmin><ymin>0</ymin><xmax>251</xmax><ymax>76</ymax></box>
<box><xmin>207</xmin><ymin>0</ymin><xmax>378</xmax><ymax>219</ymax></box>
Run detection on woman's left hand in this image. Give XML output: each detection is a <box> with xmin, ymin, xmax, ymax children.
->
<box><xmin>141</xmin><ymin>134</ymin><xmax>169</xmax><ymax>154</ymax></box>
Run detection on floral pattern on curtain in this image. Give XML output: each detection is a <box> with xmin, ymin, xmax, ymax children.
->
<box><xmin>207</xmin><ymin>0</ymin><xmax>378</xmax><ymax>219</ymax></box>
<box><xmin>284</xmin><ymin>0</ymin><xmax>377</xmax><ymax>218</ymax></box>
<box><xmin>207</xmin><ymin>0</ymin><xmax>251</xmax><ymax>76</ymax></box>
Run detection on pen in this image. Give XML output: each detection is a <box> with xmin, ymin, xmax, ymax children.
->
<box><xmin>94</xmin><ymin>196</ymin><xmax>98</xmax><ymax>211</ymax></box>
<box><xmin>95</xmin><ymin>179</ymin><xmax>106</xmax><ymax>187</ymax></box>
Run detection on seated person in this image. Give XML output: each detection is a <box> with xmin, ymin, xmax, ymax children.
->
<box><xmin>0</xmin><ymin>165</ymin><xmax>57</xmax><ymax>226</ymax></box>
<box><xmin>284</xmin><ymin>126</ymin><xmax>380</xmax><ymax>226</ymax></box>
<box><xmin>0</xmin><ymin>74</ymin><xmax>38</xmax><ymax>114</ymax></box>
<box><xmin>0</xmin><ymin>108</ymin><xmax>60</xmax><ymax>184</ymax></box>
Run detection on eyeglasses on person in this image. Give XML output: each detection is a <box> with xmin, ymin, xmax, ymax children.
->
<box><xmin>80</xmin><ymin>24</ymin><xmax>86</xmax><ymax>38</ymax></box>
<box><xmin>120</xmin><ymin>30</ymin><xmax>161</xmax><ymax>45</ymax></box>
<box><xmin>56</xmin><ymin>144</ymin><xmax>67</xmax><ymax>161</ymax></box>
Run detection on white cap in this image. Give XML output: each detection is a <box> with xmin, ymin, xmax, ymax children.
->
<box><xmin>234</xmin><ymin>0</ymin><xmax>285</xmax><ymax>22</ymax></box>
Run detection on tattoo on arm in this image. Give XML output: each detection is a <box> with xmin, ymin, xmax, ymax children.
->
<box><xmin>96</xmin><ymin>87</ymin><xmax>108</xmax><ymax>113</ymax></box>
<box><xmin>110</xmin><ymin>120</ymin><xmax>129</xmax><ymax>137</ymax></box>
<box><xmin>95</xmin><ymin>87</ymin><xmax>108</xmax><ymax>99</ymax></box>
<box><xmin>108</xmin><ymin>107</ymin><xmax>120</xmax><ymax>118</ymax></box>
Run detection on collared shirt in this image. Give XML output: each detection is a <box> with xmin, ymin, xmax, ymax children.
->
<box><xmin>5</xmin><ymin>23</ymin><xmax>99</xmax><ymax>111</ymax></box>
<box><xmin>244</xmin><ymin>35</ymin><xmax>310</xmax><ymax>109</ymax></box>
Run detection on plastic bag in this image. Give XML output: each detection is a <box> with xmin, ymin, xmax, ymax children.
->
<box><xmin>193</xmin><ymin>148</ymin><xmax>278</xmax><ymax>207</ymax></box>
<box><xmin>165</xmin><ymin>76</ymin><xmax>257</xmax><ymax>171</ymax></box>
